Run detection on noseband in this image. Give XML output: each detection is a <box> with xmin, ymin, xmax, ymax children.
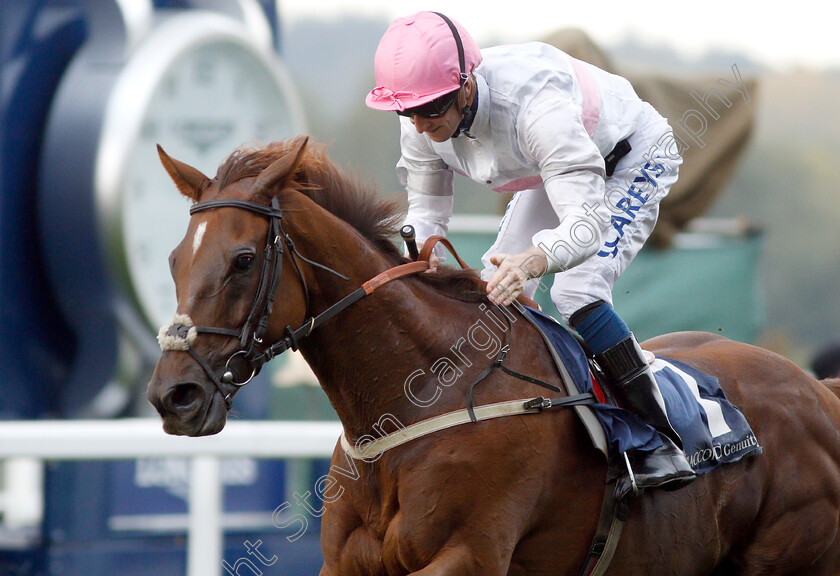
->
<box><xmin>158</xmin><ymin>196</ymin><xmax>431</xmax><ymax>410</ymax></box>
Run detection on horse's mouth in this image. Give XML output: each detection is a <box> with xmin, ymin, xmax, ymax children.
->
<box><xmin>157</xmin><ymin>385</ymin><xmax>229</xmax><ymax>437</ymax></box>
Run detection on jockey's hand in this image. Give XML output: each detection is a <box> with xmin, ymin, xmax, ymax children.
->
<box><xmin>486</xmin><ymin>245</ymin><xmax>548</xmax><ymax>306</ymax></box>
<box><xmin>425</xmin><ymin>251</ymin><xmax>440</xmax><ymax>273</ymax></box>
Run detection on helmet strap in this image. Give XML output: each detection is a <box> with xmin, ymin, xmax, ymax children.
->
<box><xmin>452</xmin><ymin>77</ymin><xmax>478</xmax><ymax>139</ymax></box>
<box><xmin>431</xmin><ymin>12</ymin><xmax>476</xmax><ymax>139</ymax></box>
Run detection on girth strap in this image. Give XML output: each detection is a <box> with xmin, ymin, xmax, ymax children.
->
<box><xmin>579</xmin><ymin>464</ymin><xmax>633</xmax><ymax>576</ymax></box>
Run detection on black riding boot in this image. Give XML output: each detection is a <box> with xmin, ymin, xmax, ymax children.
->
<box><xmin>596</xmin><ymin>334</ymin><xmax>696</xmax><ymax>495</ymax></box>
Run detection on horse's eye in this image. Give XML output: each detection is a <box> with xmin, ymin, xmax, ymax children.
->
<box><xmin>233</xmin><ymin>254</ymin><xmax>255</xmax><ymax>272</ymax></box>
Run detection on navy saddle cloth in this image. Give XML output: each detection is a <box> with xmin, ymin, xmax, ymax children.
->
<box><xmin>523</xmin><ymin>306</ymin><xmax>762</xmax><ymax>474</ymax></box>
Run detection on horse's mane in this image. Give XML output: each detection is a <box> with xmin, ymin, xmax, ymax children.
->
<box><xmin>216</xmin><ymin>137</ymin><xmax>486</xmax><ymax>302</ymax></box>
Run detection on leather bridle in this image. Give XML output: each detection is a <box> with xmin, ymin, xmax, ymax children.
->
<box><xmin>159</xmin><ymin>196</ymin><xmax>430</xmax><ymax>409</ymax></box>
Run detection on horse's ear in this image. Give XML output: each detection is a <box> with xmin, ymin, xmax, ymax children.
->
<box><xmin>157</xmin><ymin>144</ymin><xmax>210</xmax><ymax>201</ymax></box>
<box><xmin>252</xmin><ymin>136</ymin><xmax>310</xmax><ymax>197</ymax></box>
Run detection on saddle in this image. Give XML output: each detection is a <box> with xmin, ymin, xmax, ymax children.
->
<box><xmin>522</xmin><ymin>306</ymin><xmax>761</xmax><ymax>470</ymax></box>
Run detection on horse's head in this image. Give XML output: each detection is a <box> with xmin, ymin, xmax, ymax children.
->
<box><xmin>147</xmin><ymin>137</ymin><xmax>312</xmax><ymax>436</ymax></box>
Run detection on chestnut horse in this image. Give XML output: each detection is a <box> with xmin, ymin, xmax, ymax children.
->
<box><xmin>147</xmin><ymin>137</ymin><xmax>840</xmax><ymax>575</ymax></box>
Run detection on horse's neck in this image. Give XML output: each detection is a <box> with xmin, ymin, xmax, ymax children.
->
<box><xmin>304</xmin><ymin>291</ymin><xmax>481</xmax><ymax>439</ymax></box>
<box><xmin>294</xmin><ymin>231</ymin><xmax>481</xmax><ymax>439</ymax></box>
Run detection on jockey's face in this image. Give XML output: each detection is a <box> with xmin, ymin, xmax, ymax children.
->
<box><xmin>409</xmin><ymin>105</ymin><xmax>462</xmax><ymax>141</ymax></box>
<box><xmin>408</xmin><ymin>78</ymin><xmax>474</xmax><ymax>143</ymax></box>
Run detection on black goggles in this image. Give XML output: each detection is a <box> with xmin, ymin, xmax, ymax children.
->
<box><xmin>396</xmin><ymin>89</ymin><xmax>460</xmax><ymax>119</ymax></box>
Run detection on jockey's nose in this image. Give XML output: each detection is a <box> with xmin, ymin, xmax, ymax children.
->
<box><xmin>412</xmin><ymin>115</ymin><xmax>434</xmax><ymax>133</ymax></box>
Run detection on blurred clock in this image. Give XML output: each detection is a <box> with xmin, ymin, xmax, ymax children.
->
<box><xmin>42</xmin><ymin>4</ymin><xmax>305</xmax><ymax>340</ymax></box>
<box><xmin>95</xmin><ymin>10</ymin><xmax>305</xmax><ymax>331</ymax></box>
<box><xmin>37</xmin><ymin>0</ymin><xmax>305</xmax><ymax>413</ymax></box>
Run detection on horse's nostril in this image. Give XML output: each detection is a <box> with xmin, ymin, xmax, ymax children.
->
<box><xmin>164</xmin><ymin>383</ymin><xmax>204</xmax><ymax>412</ymax></box>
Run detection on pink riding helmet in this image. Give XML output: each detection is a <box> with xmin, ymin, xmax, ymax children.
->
<box><xmin>366</xmin><ymin>12</ymin><xmax>482</xmax><ymax>112</ymax></box>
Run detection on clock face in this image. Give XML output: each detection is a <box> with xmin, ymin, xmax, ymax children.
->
<box><xmin>96</xmin><ymin>13</ymin><xmax>304</xmax><ymax>332</ymax></box>
<box><xmin>122</xmin><ymin>41</ymin><xmax>297</xmax><ymax>330</ymax></box>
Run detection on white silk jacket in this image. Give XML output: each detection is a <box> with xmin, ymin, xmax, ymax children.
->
<box><xmin>396</xmin><ymin>42</ymin><xmax>680</xmax><ymax>286</ymax></box>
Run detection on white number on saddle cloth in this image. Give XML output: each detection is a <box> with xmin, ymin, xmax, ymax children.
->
<box><xmin>650</xmin><ymin>358</ymin><xmax>733</xmax><ymax>439</ymax></box>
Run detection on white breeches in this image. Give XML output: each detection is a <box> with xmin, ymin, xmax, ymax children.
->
<box><xmin>480</xmin><ymin>112</ymin><xmax>682</xmax><ymax>322</ymax></box>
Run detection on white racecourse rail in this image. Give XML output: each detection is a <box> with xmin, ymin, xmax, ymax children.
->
<box><xmin>0</xmin><ymin>419</ymin><xmax>343</xmax><ymax>576</ymax></box>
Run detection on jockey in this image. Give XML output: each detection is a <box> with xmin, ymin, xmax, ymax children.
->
<box><xmin>366</xmin><ymin>11</ymin><xmax>695</xmax><ymax>492</ymax></box>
